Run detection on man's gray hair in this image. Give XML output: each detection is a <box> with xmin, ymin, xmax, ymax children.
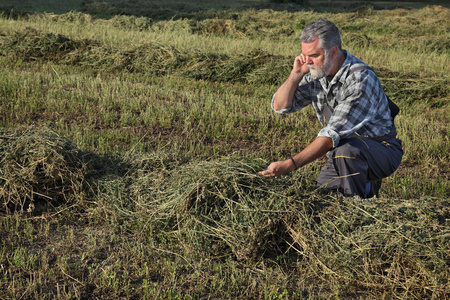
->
<box><xmin>300</xmin><ymin>19</ymin><xmax>342</xmax><ymax>51</ymax></box>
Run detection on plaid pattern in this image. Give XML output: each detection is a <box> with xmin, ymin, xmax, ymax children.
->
<box><xmin>272</xmin><ymin>50</ymin><xmax>393</xmax><ymax>147</ymax></box>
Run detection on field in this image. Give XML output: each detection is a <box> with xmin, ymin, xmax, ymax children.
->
<box><xmin>0</xmin><ymin>0</ymin><xmax>449</xmax><ymax>299</ymax></box>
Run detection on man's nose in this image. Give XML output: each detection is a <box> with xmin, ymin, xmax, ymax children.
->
<box><xmin>305</xmin><ymin>56</ymin><xmax>313</xmax><ymax>65</ymax></box>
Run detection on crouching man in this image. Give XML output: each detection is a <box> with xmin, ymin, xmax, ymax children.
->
<box><xmin>258</xmin><ymin>19</ymin><xmax>403</xmax><ymax>198</ymax></box>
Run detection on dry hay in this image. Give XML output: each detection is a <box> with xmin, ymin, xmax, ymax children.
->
<box><xmin>0</xmin><ymin>126</ymin><xmax>295</xmax><ymax>260</ymax></box>
<box><xmin>1</xmin><ymin>127</ymin><xmax>448</xmax><ymax>295</ymax></box>
<box><xmin>342</xmin><ymin>32</ymin><xmax>371</xmax><ymax>48</ymax></box>
<box><xmin>0</xmin><ymin>27</ymin><xmax>93</xmax><ymax>62</ymax></box>
<box><xmin>43</xmin><ymin>11</ymin><xmax>93</xmax><ymax>24</ymax></box>
<box><xmin>0</xmin><ymin>127</ymin><xmax>120</xmax><ymax>214</ymax></box>
<box><xmin>0</xmin><ymin>27</ymin><xmax>291</xmax><ymax>85</ymax></box>
<box><xmin>189</xmin><ymin>16</ymin><xmax>296</xmax><ymax>40</ymax></box>
<box><xmin>285</xmin><ymin>197</ymin><xmax>450</xmax><ymax>296</ymax></box>
<box><xmin>110</xmin><ymin>15</ymin><xmax>153</xmax><ymax>31</ymax></box>
<box><xmin>424</xmin><ymin>5</ymin><xmax>450</xmax><ymax>12</ymax></box>
<box><xmin>109</xmin><ymin>43</ymin><xmax>290</xmax><ymax>84</ymax></box>
<box><xmin>113</xmin><ymin>154</ymin><xmax>450</xmax><ymax>296</ymax></box>
<box><xmin>190</xmin><ymin>18</ymin><xmax>245</xmax><ymax>38</ymax></box>
<box><xmin>126</xmin><ymin>156</ymin><xmax>299</xmax><ymax>261</ymax></box>
<box><xmin>0</xmin><ymin>127</ymin><xmax>89</xmax><ymax>213</ymax></box>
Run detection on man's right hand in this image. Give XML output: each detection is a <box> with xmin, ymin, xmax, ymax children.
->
<box><xmin>291</xmin><ymin>54</ymin><xmax>310</xmax><ymax>79</ymax></box>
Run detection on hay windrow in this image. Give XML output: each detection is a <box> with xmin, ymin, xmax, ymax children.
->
<box><xmin>275</xmin><ymin>196</ymin><xmax>450</xmax><ymax>296</ymax></box>
<box><xmin>126</xmin><ymin>157</ymin><xmax>298</xmax><ymax>260</ymax></box>
<box><xmin>110</xmin><ymin>14</ymin><xmax>153</xmax><ymax>31</ymax></box>
<box><xmin>0</xmin><ymin>27</ymin><xmax>291</xmax><ymax>84</ymax></box>
<box><xmin>0</xmin><ymin>127</ymin><xmax>88</xmax><ymax>212</ymax></box>
<box><xmin>120</xmin><ymin>156</ymin><xmax>450</xmax><ymax>291</ymax></box>
<box><xmin>0</xmin><ymin>27</ymin><xmax>90</xmax><ymax>61</ymax></box>
<box><xmin>0</xmin><ymin>127</ymin><xmax>120</xmax><ymax>213</ymax></box>
<box><xmin>43</xmin><ymin>11</ymin><xmax>93</xmax><ymax>24</ymax></box>
<box><xmin>0</xmin><ymin>127</ymin><xmax>448</xmax><ymax>296</ymax></box>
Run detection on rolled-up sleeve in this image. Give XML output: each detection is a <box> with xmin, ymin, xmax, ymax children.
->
<box><xmin>317</xmin><ymin>127</ymin><xmax>341</xmax><ymax>148</ymax></box>
<box><xmin>271</xmin><ymin>77</ymin><xmax>315</xmax><ymax>114</ymax></box>
<box><xmin>271</xmin><ymin>93</ymin><xmax>294</xmax><ymax>114</ymax></box>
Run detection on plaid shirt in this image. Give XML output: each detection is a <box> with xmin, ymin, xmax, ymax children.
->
<box><xmin>272</xmin><ymin>50</ymin><xmax>394</xmax><ymax>147</ymax></box>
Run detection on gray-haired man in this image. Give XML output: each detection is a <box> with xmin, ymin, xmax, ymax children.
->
<box><xmin>258</xmin><ymin>19</ymin><xmax>403</xmax><ymax>198</ymax></box>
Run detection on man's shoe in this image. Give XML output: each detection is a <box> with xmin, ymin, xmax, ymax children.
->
<box><xmin>365</xmin><ymin>179</ymin><xmax>382</xmax><ymax>198</ymax></box>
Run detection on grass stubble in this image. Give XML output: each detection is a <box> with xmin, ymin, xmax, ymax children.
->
<box><xmin>0</xmin><ymin>1</ymin><xmax>449</xmax><ymax>299</ymax></box>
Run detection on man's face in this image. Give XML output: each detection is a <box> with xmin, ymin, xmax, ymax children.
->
<box><xmin>301</xmin><ymin>38</ymin><xmax>334</xmax><ymax>79</ymax></box>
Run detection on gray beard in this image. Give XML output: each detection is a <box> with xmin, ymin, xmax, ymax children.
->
<box><xmin>309</xmin><ymin>55</ymin><xmax>333</xmax><ymax>79</ymax></box>
<box><xmin>309</xmin><ymin>67</ymin><xmax>326</xmax><ymax>79</ymax></box>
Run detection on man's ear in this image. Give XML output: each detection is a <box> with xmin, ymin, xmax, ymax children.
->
<box><xmin>331</xmin><ymin>45</ymin><xmax>339</xmax><ymax>59</ymax></box>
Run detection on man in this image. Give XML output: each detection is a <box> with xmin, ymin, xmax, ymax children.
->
<box><xmin>258</xmin><ymin>19</ymin><xmax>403</xmax><ymax>198</ymax></box>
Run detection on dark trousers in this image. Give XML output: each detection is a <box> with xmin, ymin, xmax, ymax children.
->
<box><xmin>315</xmin><ymin>136</ymin><xmax>403</xmax><ymax>197</ymax></box>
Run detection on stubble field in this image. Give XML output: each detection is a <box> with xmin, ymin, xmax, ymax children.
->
<box><xmin>0</xmin><ymin>0</ymin><xmax>449</xmax><ymax>299</ymax></box>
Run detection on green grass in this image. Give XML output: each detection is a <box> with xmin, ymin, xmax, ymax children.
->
<box><xmin>0</xmin><ymin>1</ymin><xmax>449</xmax><ymax>299</ymax></box>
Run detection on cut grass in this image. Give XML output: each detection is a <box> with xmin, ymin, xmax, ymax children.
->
<box><xmin>1</xmin><ymin>144</ymin><xmax>448</xmax><ymax>298</ymax></box>
<box><xmin>0</xmin><ymin>3</ymin><xmax>449</xmax><ymax>299</ymax></box>
<box><xmin>1</xmin><ymin>126</ymin><xmax>448</xmax><ymax>298</ymax></box>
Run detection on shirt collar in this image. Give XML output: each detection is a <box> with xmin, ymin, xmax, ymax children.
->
<box><xmin>337</xmin><ymin>50</ymin><xmax>354</xmax><ymax>84</ymax></box>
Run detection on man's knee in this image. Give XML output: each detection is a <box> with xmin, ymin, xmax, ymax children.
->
<box><xmin>331</xmin><ymin>139</ymin><xmax>368</xmax><ymax>177</ymax></box>
<box><xmin>331</xmin><ymin>139</ymin><xmax>364</xmax><ymax>160</ymax></box>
